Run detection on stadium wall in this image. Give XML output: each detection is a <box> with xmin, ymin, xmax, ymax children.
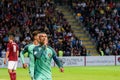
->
<box><xmin>0</xmin><ymin>56</ymin><xmax>120</xmax><ymax>68</ymax></box>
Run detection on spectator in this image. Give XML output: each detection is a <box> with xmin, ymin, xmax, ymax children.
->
<box><xmin>86</xmin><ymin>50</ymin><xmax>91</xmax><ymax>56</ymax></box>
<box><xmin>104</xmin><ymin>46</ymin><xmax>111</xmax><ymax>55</ymax></box>
<box><xmin>99</xmin><ymin>48</ymin><xmax>104</xmax><ymax>56</ymax></box>
<box><xmin>71</xmin><ymin>0</ymin><xmax>120</xmax><ymax>55</ymax></box>
<box><xmin>0</xmin><ymin>0</ymin><xmax>83</xmax><ymax>57</ymax></box>
<box><xmin>58</xmin><ymin>49</ymin><xmax>64</xmax><ymax>57</ymax></box>
<box><xmin>80</xmin><ymin>45</ymin><xmax>87</xmax><ymax>56</ymax></box>
<box><xmin>64</xmin><ymin>47</ymin><xmax>71</xmax><ymax>56</ymax></box>
<box><xmin>73</xmin><ymin>47</ymin><xmax>80</xmax><ymax>56</ymax></box>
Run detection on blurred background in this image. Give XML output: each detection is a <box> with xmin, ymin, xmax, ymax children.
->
<box><xmin>0</xmin><ymin>0</ymin><xmax>120</xmax><ymax>58</ymax></box>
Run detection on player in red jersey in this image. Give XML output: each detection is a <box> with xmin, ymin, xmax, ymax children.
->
<box><xmin>4</xmin><ymin>35</ymin><xmax>19</xmax><ymax>80</ymax></box>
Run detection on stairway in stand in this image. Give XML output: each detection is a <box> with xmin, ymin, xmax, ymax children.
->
<box><xmin>56</xmin><ymin>6</ymin><xmax>99</xmax><ymax>56</ymax></box>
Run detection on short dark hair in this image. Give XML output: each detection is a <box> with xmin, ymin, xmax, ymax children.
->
<box><xmin>32</xmin><ymin>30</ymin><xmax>40</xmax><ymax>37</ymax></box>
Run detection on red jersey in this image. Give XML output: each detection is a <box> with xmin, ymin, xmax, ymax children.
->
<box><xmin>7</xmin><ymin>42</ymin><xmax>19</xmax><ymax>61</ymax></box>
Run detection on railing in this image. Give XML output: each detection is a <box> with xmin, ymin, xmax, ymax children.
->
<box><xmin>0</xmin><ymin>56</ymin><xmax>120</xmax><ymax>68</ymax></box>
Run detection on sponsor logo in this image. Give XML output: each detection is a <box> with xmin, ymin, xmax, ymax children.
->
<box><xmin>118</xmin><ymin>57</ymin><xmax>120</xmax><ymax>63</ymax></box>
<box><xmin>48</xmin><ymin>53</ymin><xmax>51</xmax><ymax>58</ymax></box>
<box><xmin>34</xmin><ymin>51</ymin><xmax>37</xmax><ymax>55</ymax></box>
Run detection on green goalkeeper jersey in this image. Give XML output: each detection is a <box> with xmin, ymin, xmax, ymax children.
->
<box><xmin>33</xmin><ymin>46</ymin><xmax>63</xmax><ymax>80</ymax></box>
<box><xmin>20</xmin><ymin>43</ymin><xmax>37</xmax><ymax>77</ymax></box>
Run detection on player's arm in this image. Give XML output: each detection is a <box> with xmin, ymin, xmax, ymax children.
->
<box><xmin>20</xmin><ymin>45</ymin><xmax>28</xmax><ymax>68</ymax></box>
<box><xmin>4</xmin><ymin>43</ymin><xmax>10</xmax><ymax>64</ymax></box>
<box><xmin>50</xmin><ymin>47</ymin><xmax>64</xmax><ymax>72</ymax></box>
<box><xmin>4</xmin><ymin>50</ymin><xmax>9</xmax><ymax>64</ymax></box>
<box><xmin>17</xmin><ymin>45</ymin><xmax>19</xmax><ymax>57</ymax></box>
<box><xmin>17</xmin><ymin>50</ymin><xmax>19</xmax><ymax>57</ymax></box>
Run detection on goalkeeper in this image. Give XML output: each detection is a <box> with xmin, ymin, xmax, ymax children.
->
<box><xmin>33</xmin><ymin>33</ymin><xmax>64</xmax><ymax>80</ymax></box>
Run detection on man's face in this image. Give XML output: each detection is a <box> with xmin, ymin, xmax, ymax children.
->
<box><xmin>39</xmin><ymin>33</ymin><xmax>48</xmax><ymax>45</ymax></box>
<box><xmin>34</xmin><ymin>33</ymin><xmax>41</xmax><ymax>42</ymax></box>
<box><xmin>9</xmin><ymin>39</ymin><xmax>12</xmax><ymax>43</ymax></box>
<box><xmin>9</xmin><ymin>37</ymin><xmax>13</xmax><ymax>43</ymax></box>
<box><xmin>36</xmin><ymin>33</ymin><xmax>41</xmax><ymax>42</ymax></box>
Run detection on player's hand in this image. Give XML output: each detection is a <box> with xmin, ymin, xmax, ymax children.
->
<box><xmin>44</xmin><ymin>37</ymin><xmax>48</xmax><ymax>46</ymax></box>
<box><xmin>60</xmin><ymin>68</ymin><xmax>64</xmax><ymax>72</ymax></box>
<box><xmin>23</xmin><ymin>63</ymin><xmax>27</xmax><ymax>69</ymax></box>
<box><xmin>4</xmin><ymin>59</ymin><xmax>7</xmax><ymax>64</ymax></box>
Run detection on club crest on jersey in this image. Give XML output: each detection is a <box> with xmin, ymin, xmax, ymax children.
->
<box><xmin>48</xmin><ymin>53</ymin><xmax>51</xmax><ymax>57</ymax></box>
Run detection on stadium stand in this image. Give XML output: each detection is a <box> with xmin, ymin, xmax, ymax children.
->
<box><xmin>70</xmin><ymin>0</ymin><xmax>120</xmax><ymax>55</ymax></box>
<box><xmin>1</xmin><ymin>0</ymin><xmax>119</xmax><ymax>57</ymax></box>
<box><xmin>0</xmin><ymin>0</ymin><xmax>85</xmax><ymax>57</ymax></box>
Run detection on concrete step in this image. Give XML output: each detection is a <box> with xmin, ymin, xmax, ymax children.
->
<box><xmin>87</xmin><ymin>50</ymin><xmax>99</xmax><ymax>56</ymax></box>
<box><xmin>78</xmin><ymin>35</ymin><xmax>87</xmax><ymax>39</ymax></box>
<box><xmin>78</xmin><ymin>35</ymin><xmax>87</xmax><ymax>38</ymax></box>
<box><xmin>85</xmin><ymin>45</ymin><xmax>95</xmax><ymax>48</ymax></box>
<box><xmin>82</xmin><ymin>40</ymin><xmax>92</xmax><ymax>43</ymax></box>
<box><xmin>87</xmin><ymin>48</ymin><xmax>97</xmax><ymax>51</ymax></box>
<box><xmin>86</xmin><ymin>49</ymin><xmax>97</xmax><ymax>52</ymax></box>
<box><xmin>62</xmin><ymin>10</ymin><xmax>71</xmax><ymax>14</ymax></box>
<box><xmin>64</xmin><ymin>15</ymin><xmax>75</xmax><ymax>19</ymax></box>
<box><xmin>74</xmin><ymin>30</ymin><xmax>84</xmax><ymax>33</ymax></box>
<box><xmin>77</xmin><ymin>34</ymin><xmax>89</xmax><ymax>38</ymax></box>
<box><xmin>70</xmin><ymin>24</ymin><xmax>81</xmax><ymax>27</ymax></box>
<box><xmin>82</xmin><ymin>42</ymin><xmax>93</xmax><ymax>45</ymax></box>
<box><xmin>67</xmin><ymin>19</ymin><xmax>76</xmax><ymax>23</ymax></box>
<box><xmin>82</xmin><ymin>41</ymin><xmax>94</xmax><ymax>46</ymax></box>
<box><xmin>71</xmin><ymin>27</ymin><xmax>83</xmax><ymax>31</ymax></box>
<box><xmin>79</xmin><ymin>37</ymin><xmax>90</xmax><ymax>41</ymax></box>
<box><xmin>77</xmin><ymin>33</ymin><xmax>88</xmax><ymax>36</ymax></box>
<box><xmin>68</xmin><ymin>21</ymin><xmax>80</xmax><ymax>25</ymax></box>
<box><xmin>72</xmin><ymin>26</ymin><xmax>82</xmax><ymax>28</ymax></box>
<box><xmin>57</xmin><ymin>6</ymin><xmax>99</xmax><ymax>55</ymax></box>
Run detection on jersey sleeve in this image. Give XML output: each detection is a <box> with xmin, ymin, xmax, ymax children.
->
<box><xmin>20</xmin><ymin>45</ymin><xmax>29</xmax><ymax>64</ymax></box>
<box><xmin>49</xmin><ymin>46</ymin><xmax>63</xmax><ymax>68</ymax></box>
<box><xmin>7</xmin><ymin>43</ymin><xmax>10</xmax><ymax>52</ymax></box>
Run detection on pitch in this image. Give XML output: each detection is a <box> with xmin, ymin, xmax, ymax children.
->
<box><xmin>0</xmin><ymin>66</ymin><xmax>120</xmax><ymax>80</ymax></box>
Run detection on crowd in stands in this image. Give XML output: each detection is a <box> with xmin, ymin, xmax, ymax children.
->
<box><xmin>0</xmin><ymin>0</ymin><xmax>84</xmax><ymax>57</ymax></box>
<box><xmin>71</xmin><ymin>0</ymin><xmax>120</xmax><ymax>55</ymax></box>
